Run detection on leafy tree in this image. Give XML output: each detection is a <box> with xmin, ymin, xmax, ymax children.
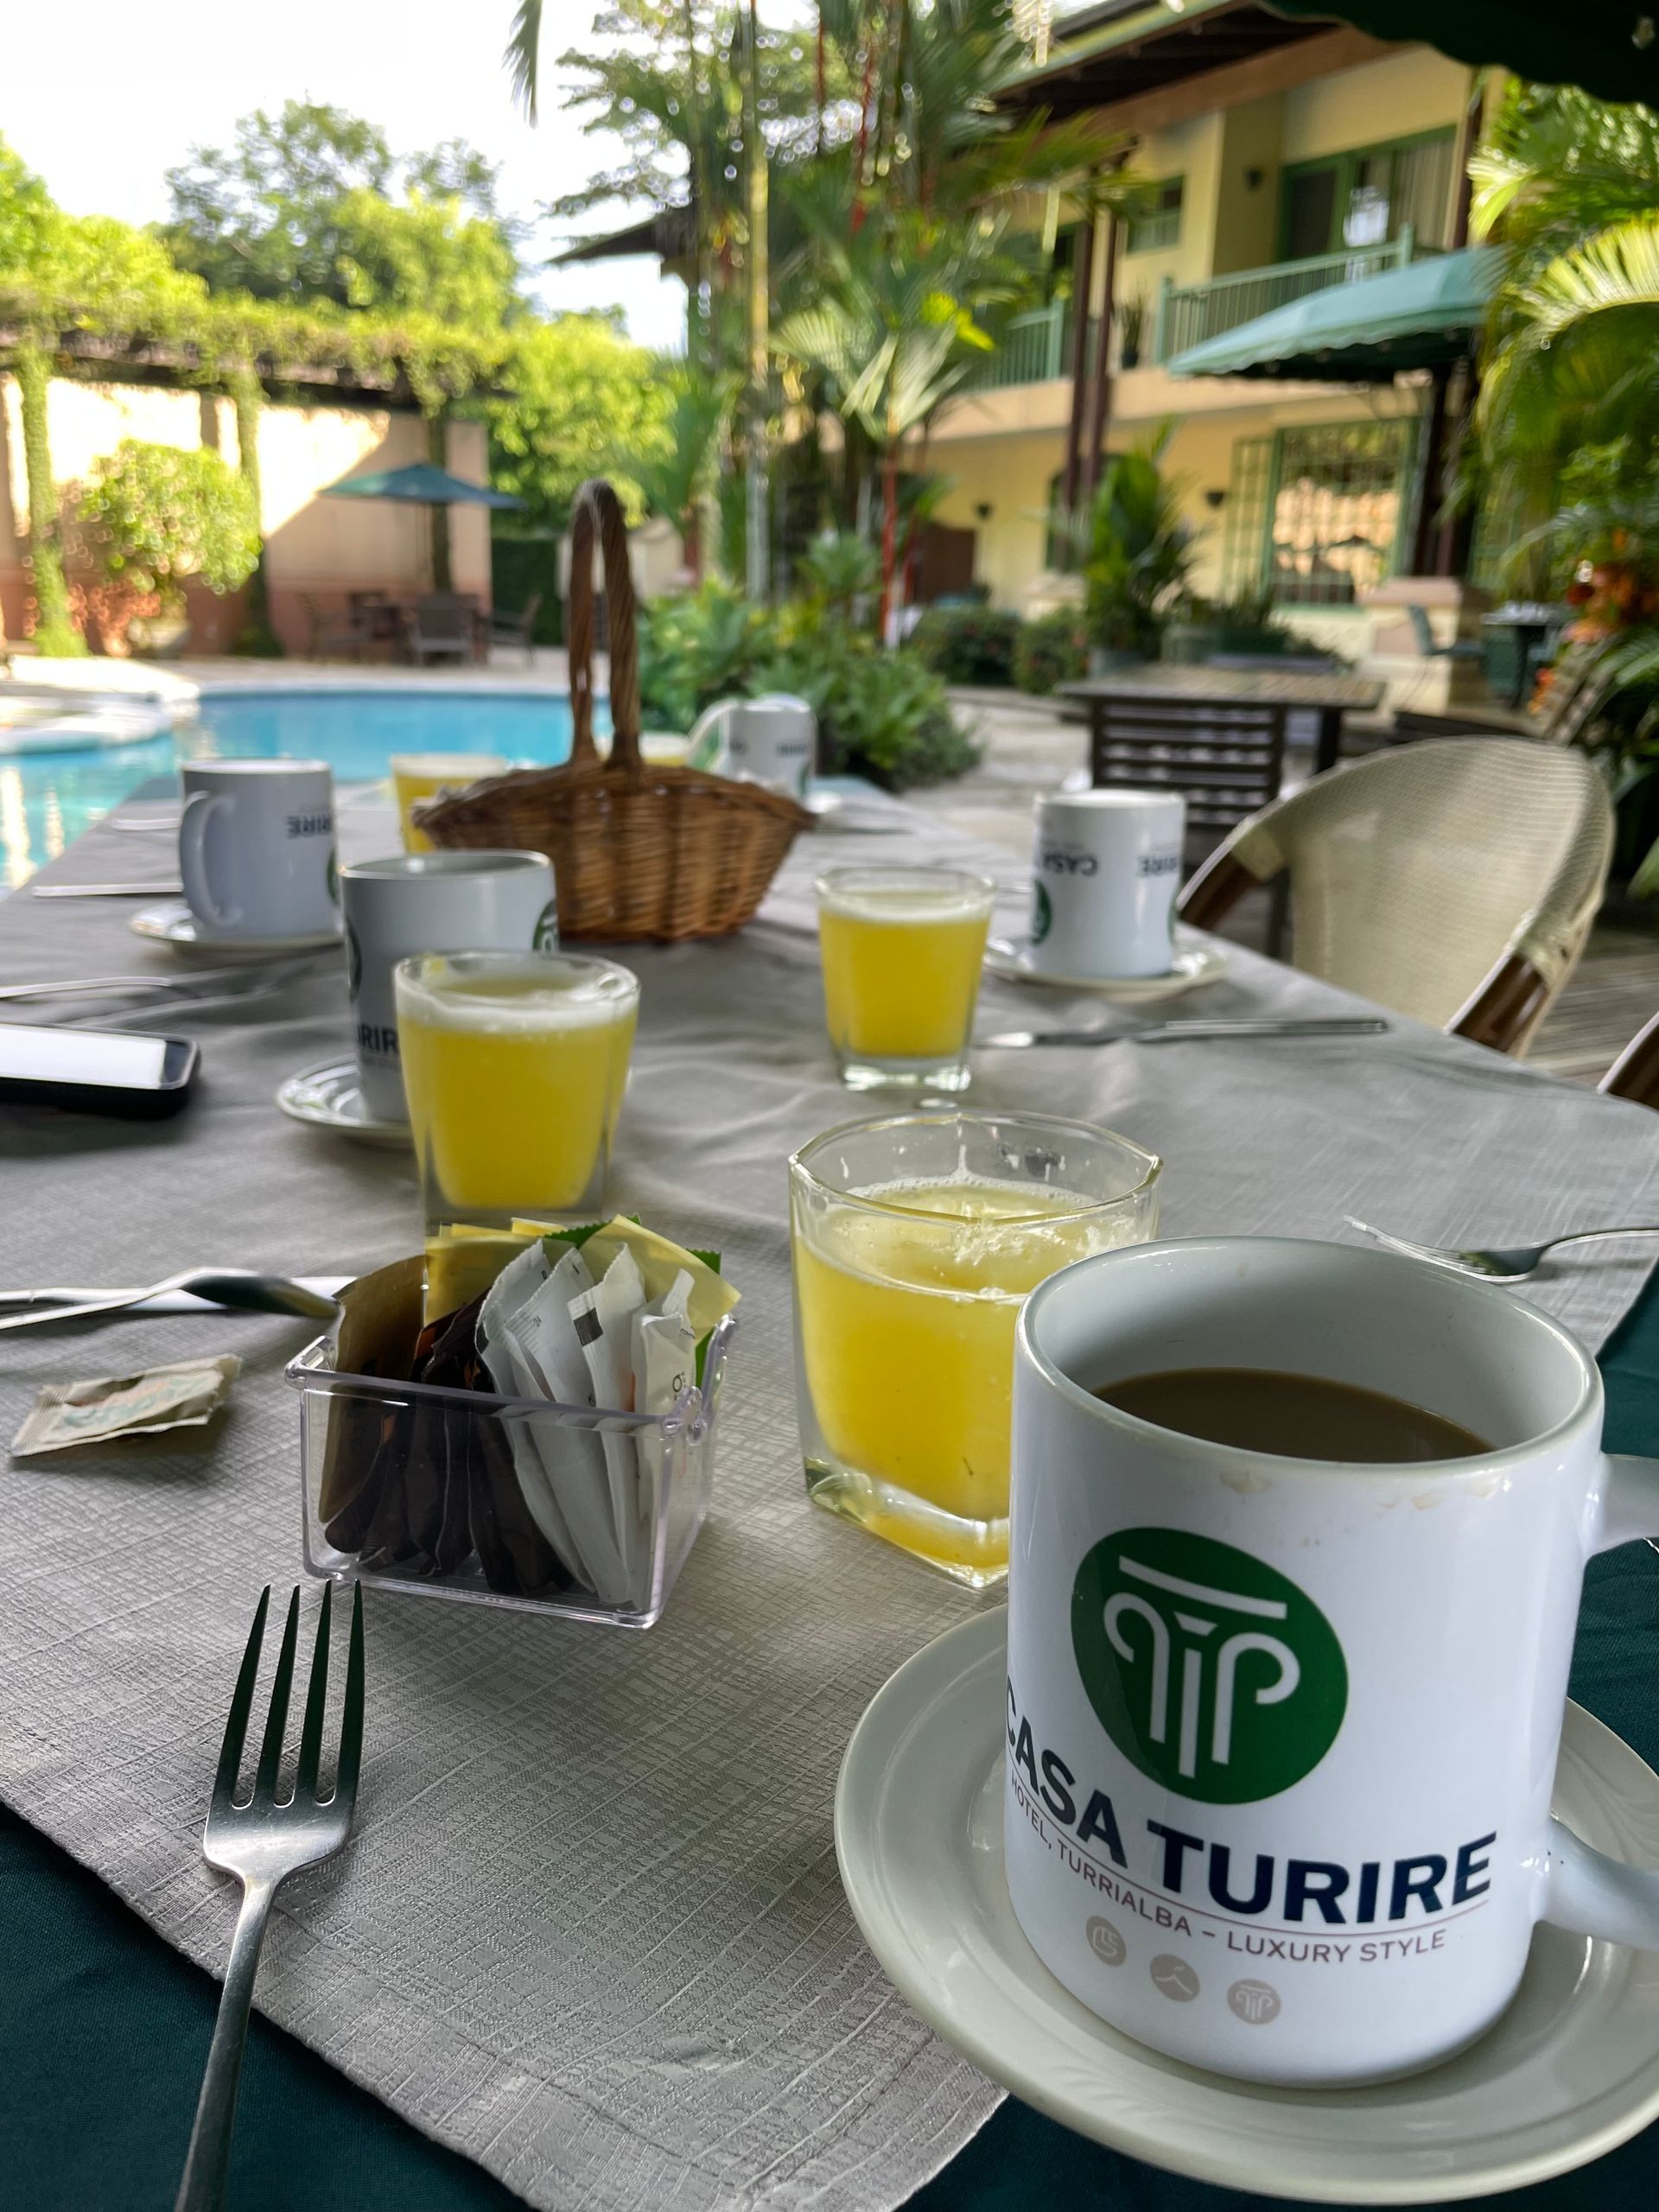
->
<box><xmin>73</xmin><ymin>440</ymin><xmax>261</xmax><ymax>610</ymax></box>
<box><xmin>158</xmin><ymin>100</ymin><xmax>522</xmax><ymax>315</ymax></box>
<box><xmin>487</xmin><ymin>315</ymin><xmax>672</xmax><ymax>535</ymax></box>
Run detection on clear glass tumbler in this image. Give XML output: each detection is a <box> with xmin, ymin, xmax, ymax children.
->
<box><xmin>395</xmin><ymin>949</ymin><xmax>639</xmax><ymax>1230</ymax></box>
<box><xmin>816</xmin><ymin>865</ymin><xmax>995</xmax><ymax>1091</ymax></box>
<box><xmin>789</xmin><ymin>1109</ymin><xmax>1161</xmax><ymax>1587</ymax></box>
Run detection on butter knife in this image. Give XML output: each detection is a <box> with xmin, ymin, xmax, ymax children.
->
<box><xmin>983</xmin><ymin>1016</ymin><xmax>1390</xmax><ymax>1048</ymax></box>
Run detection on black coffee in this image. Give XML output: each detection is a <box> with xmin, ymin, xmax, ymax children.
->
<box><xmin>1093</xmin><ymin>1366</ymin><xmax>1488</xmax><ymax>1463</ymax></box>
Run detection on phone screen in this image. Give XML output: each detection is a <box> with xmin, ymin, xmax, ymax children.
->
<box><xmin>0</xmin><ymin>1025</ymin><xmax>173</xmax><ymax>1090</ymax></box>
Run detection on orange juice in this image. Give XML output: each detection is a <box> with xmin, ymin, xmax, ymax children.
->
<box><xmin>816</xmin><ymin>868</ymin><xmax>993</xmax><ymax>1085</ymax></box>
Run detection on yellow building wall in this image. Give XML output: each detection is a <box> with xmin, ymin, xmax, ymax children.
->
<box><xmin>1280</xmin><ymin>49</ymin><xmax>1469</xmax><ymax>162</ymax></box>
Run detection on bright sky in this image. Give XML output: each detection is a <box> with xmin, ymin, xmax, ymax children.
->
<box><xmin>3</xmin><ymin>0</ymin><xmax>689</xmax><ymax>348</ymax></box>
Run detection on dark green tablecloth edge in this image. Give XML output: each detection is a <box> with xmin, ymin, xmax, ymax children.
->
<box><xmin>7</xmin><ymin>1274</ymin><xmax>1659</xmax><ymax>2212</ymax></box>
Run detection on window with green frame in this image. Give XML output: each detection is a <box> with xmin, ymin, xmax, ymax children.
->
<box><xmin>1222</xmin><ymin>421</ymin><xmax>1418</xmax><ymax>606</ymax></box>
<box><xmin>1126</xmin><ymin>177</ymin><xmax>1183</xmax><ymax>254</ymax></box>
<box><xmin>1279</xmin><ymin>130</ymin><xmax>1457</xmax><ymax>260</ymax></box>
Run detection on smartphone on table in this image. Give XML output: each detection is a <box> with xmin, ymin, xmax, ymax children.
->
<box><xmin>0</xmin><ymin>1024</ymin><xmax>199</xmax><ymax>1119</ymax></box>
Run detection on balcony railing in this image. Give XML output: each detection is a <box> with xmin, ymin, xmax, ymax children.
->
<box><xmin>1154</xmin><ymin>229</ymin><xmax>1430</xmax><ymax>365</ymax></box>
<box><xmin>963</xmin><ymin>302</ymin><xmax>1094</xmax><ymax>391</ymax></box>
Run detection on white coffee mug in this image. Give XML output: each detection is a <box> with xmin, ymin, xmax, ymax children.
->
<box><xmin>340</xmin><ymin>851</ymin><xmax>557</xmax><ymax>1122</ymax></box>
<box><xmin>1007</xmin><ymin>1236</ymin><xmax>1659</xmax><ymax>2087</ymax></box>
<box><xmin>179</xmin><ymin>760</ymin><xmax>339</xmax><ymax>942</ymax></box>
<box><xmin>1027</xmin><ymin>791</ymin><xmax>1185</xmax><ymax>979</ymax></box>
<box><xmin>686</xmin><ymin>694</ymin><xmax>816</xmax><ymax>798</ymax></box>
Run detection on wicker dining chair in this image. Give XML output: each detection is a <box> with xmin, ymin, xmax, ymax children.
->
<box><xmin>1600</xmin><ymin>1014</ymin><xmax>1659</xmax><ymax>1109</ymax></box>
<box><xmin>1179</xmin><ymin>738</ymin><xmax>1614</xmax><ymax>1057</ymax></box>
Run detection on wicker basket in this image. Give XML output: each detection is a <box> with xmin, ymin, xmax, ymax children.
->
<box><xmin>414</xmin><ymin>479</ymin><xmax>813</xmax><ymax>941</ymax></box>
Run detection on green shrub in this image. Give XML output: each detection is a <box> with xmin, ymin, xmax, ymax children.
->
<box><xmin>910</xmin><ymin>603</ymin><xmax>1020</xmax><ymax>686</ymax></box>
<box><xmin>1015</xmin><ymin>608</ymin><xmax>1087</xmax><ymax>695</ymax></box>
<box><xmin>73</xmin><ymin>439</ymin><xmax>259</xmax><ymax>610</ymax></box>
<box><xmin>635</xmin><ymin>588</ymin><xmax>980</xmax><ymax>790</ymax></box>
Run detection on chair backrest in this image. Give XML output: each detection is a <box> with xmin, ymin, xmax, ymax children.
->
<box><xmin>1214</xmin><ymin>738</ymin><xmax>1613</xmax><ymax>1033</ymax></box>
<box><xmin>1405</xmin><ymin>603</ymin><xmax>1437</xmax><ymax>658</ymax></box>
<box><xmin>1090</xmin><ymin>695</ymin><xmax>1288</xmax><ymax>836</ymax></box>
<box><xmin>410</xmin><ymin>597</ymin><xmax>472</xmax><ymax>644</ymax></box>
<box><xmin>1600</xmin><ymin>1012</ymin><xmax>1659</xmax><ymax>1109</ymax></box>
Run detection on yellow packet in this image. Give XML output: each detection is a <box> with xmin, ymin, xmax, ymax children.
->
<box><xmin>424</xmin><ymin>1225</ymin><xmax>535</xmax><ymax>1323</ymax></box>
<box><xmin>510</xmin><ymin>1214</ymin><xmax>740</xmax><ymax>1341</ymax></box>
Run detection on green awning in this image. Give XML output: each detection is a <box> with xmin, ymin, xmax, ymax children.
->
<box><xmin>1166</xmin><ymin>247</ymin><xmax>1498</xmax><ymax>383</ymax></box>
<box><xmin>1266</xmin><ymin>0</ymin><xmax>1659</xmax><ymax>107</ymax></box>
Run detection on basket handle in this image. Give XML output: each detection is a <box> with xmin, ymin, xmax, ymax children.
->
<box><xmin>567</xmin><ymin>478</ymin><xmax>641</xmax><ymax>770</ymax></box>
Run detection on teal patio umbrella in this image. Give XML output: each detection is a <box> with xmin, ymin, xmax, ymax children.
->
<box><xmin>321</xmin><ymin>462</ymin><xmax>526</xmax><ymax>591</ymax></box>
<box><xmin>1266</xmin><ymin>0</ymin><xmax>1659</xmax><ymax>105</ymax></box>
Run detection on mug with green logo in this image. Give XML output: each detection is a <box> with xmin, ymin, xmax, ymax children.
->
<box><xmin>1007</xmin><ymin>1236</ymin><xmax>1659</xmax><ymax>2085</ymax></box>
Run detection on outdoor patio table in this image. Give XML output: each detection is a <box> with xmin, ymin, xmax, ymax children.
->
<box><xmin>1060</xmin><ymin>664</ymin><xmax>1388</xmax><ymax>779</ymax></box>
<box><xmin>3</xmin><ymin>785</ymin><xmax>1658</xmax><ymax>2212</ymax></box>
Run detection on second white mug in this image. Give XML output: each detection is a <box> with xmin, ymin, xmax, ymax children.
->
<box><xmin>340</xmin><ymin>850</ymin><xmax>558</xmax><ymax>1122</ymax></box>
<box><xmin>178</xmin><ymin>759</ymin><xmax>340</xmax><ymax>943</ymax></box>
<box><xmin>1027</xmin><ymin>790</ymin><xmax>1185</xmax><ymax>979</ymax></box>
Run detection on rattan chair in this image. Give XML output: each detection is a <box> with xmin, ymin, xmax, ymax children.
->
<box><xmin>1180</xmin><ymin>738</ymin><xmax>1614</xmax><ymax>1057</ymax></box>
<box><xmin>1601</xmin><ymin>1014</ymin><xmax>1659</xmax><ymax>1109</ymax></box>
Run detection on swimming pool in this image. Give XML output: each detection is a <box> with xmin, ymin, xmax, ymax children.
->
<box><xmin>0</xmin><ymin>686</ymin><xmax>589</xmax><ymax>887</ymax></box>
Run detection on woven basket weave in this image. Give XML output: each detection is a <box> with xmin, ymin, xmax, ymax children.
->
<box><xmin>415</xmin><ymin>478</ymin><xmax>812</xmax><ymax>941</ymax></box>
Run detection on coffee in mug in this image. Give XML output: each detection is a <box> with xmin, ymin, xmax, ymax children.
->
<box><xmin>178</xmin><ymin>760</ymin><xmax>339</xmax><ymax>942</ymax></box>
<box><xmin>1027</xmin><ymin>790</ymin><xmax>1185</xmax><ymax>979</ymax></box>
<box><xmin>340</xmin><ymin>851</ymin><xmax>557</xmax><ymax>1122</ymax></box>
<box><xmin>1007</xmin><ymin>1236</ymin><xmax>1659</xmax><ymax>2086</ymax></box>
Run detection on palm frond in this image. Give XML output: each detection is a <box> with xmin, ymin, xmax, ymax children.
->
<box><xmin>505</xmin><ymin>0</ymin><xmax>542</xmax><ymax>123</ymax></box>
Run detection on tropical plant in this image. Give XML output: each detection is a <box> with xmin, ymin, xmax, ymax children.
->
<box><xmin>1079</xmin><ymin>424</ymin><xmax>1195</xmax><ymax>658</ymax></box>
<box><xmin>910</xmin><ymin>602</ymin><xmax>1019</xmax><ymax>684</ymax></box>
<box><xmin>796</xmin><ymin>529</ymin><xmax>880</xmax><ymax>625</ymax></box>
<box><xmin>621</xmin><ymin>365</ymin><xmax>736</xmax><ymax>582</ymax></box>
<box><xmin>73</xmin><ymin>441</ymin><xmax>261</xmax><ymax>614</ymax></box>
<box><xmin>1013</xmin><ymin>607</ymin><xmax>1086</xmax><ymax>695</ymax></box>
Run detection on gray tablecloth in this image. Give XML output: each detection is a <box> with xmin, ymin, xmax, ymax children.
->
<box><xmin>2</xmin><ymin>791</ymin><xmax>1657</xmax><ymax>2212</ymax></box>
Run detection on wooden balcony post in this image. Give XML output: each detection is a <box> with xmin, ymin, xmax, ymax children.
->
<box><xmin>1060</xmin><ymin>208</ymin><xmax>1097</xmax><ymax>518</ymax></box>
<box><xmin>1153</xmin><ymin>274</ymin><xmax>1173</xmax><ymax>365</ymax></box>
<box><xmin>1084</xmin><ymin>210</ymin><xmax>1121</xmax><ymax>504</ymax></box>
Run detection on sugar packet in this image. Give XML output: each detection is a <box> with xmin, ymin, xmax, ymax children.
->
<box><xmin>11</xmin><ymin>1355</ymin><xmax>240</xmax><ymax>1459</ymax></box>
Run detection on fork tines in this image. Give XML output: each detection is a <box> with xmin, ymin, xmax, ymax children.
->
<box><xmin>213</xmin><ymin>1582</ymin><xmax>364</xmax><ymax>1822</ymax></box>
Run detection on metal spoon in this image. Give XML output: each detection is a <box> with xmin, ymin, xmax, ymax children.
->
<box><xmin>983</xmin><ymin>1016</ymin><xmax>1390</xmax><ymax>1048</ymax></box>
<box><xmin>1345</xmin><ymin>1217</ymin><xmax>1659</xmax><ymax>1282</ymax></box>
<box><xmin>0</xmin><ymin>1269</ymin><xmax>340</xmax><ymax>1334</ymax></box>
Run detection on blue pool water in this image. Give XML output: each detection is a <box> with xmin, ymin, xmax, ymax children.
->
<box><xmin>0</xmin><ymin>687</ymin><xmax>588</xmax><ymax>887</ymax></box>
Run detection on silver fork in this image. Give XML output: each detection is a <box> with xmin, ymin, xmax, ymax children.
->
<box><xmin>175</xmin><ymin>1583</ymin><xmax>364</xmax><ymax>2212</ymax></box>
<box><xmin>1346</xmin><ymin>1217</ymin><xmax>1659</xmax><ymax>1281</ymax></box>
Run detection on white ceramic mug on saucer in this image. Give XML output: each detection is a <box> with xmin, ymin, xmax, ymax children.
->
<box><xmin>686</xmin><ymin>694</ymin><xmax>816</xmax><ymax>798</ymax></box>
<box><xmin>1006</xmin><ymin>1236</ymin><xmax>1659</xmax><ymax>2088</ymax></box>
<box><xmin>1027</xmin><ymin>791</ymin><xmax>1185</xmax><ymax>979</ymax></box>
<box><xmin>340</xmin><ymin>851</ymin><xmax>557</xmax><ymax>1122</ymax></box>
<box><xmin>178</xmin><ymin>760</ymin><xmax>339</xmax><ymax>942</ymax></box>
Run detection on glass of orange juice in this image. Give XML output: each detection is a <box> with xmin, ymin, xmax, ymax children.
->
<box><xmin>789</xmin><ymin>1110</ymin><xmax>1160</xmax><ymax>1586</ymax></box>
<box><xmin>391</xmin><ymin>753</ymin><xmax>508</xmax><ymax>853</ymax></box>
<box><xmin>816</xmin><ymin>865</ymin><xmax>995</xmax><ymax>1091</ymax></box>
<box><xmin>395</xmin><ymin>950</ymin><xmax>638</xmax><ymax>1229</ymax></box>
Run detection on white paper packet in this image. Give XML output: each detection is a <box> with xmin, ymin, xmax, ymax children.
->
<box><xmin>476</xmin><ymin>1244</ymin><xmax>588</xmax><ymax>1583</ymax></box>
<box><xmin>11</xmin><ymin>1356</ymin><xmax>240</xmax><ymax>1459</ymax></box>
<box><xmin>631</xmin><ymin>1271</ymin><xmax>699</xmax><ymax>1564</ymax></box>
<box><xmin>515</xmin><ymin>1245</ymin><xmax>632</xmax><ymax>1605</ymax></box>
<box><xmin>569</xmin><ymin>1247</ymin><xmax>649</xmax><ymax>1600</ymax></box>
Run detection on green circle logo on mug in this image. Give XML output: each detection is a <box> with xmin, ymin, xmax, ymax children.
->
<box><xmin>1031</xmin><ymin>880</ymin><xmax>1052</xmax><ymax>946</ymax></box>
<box><xmin>1071</xmin><ymin>1528</ymin><xmax>1347</xmax><ymax>1804</ymax></box>
<box><xmin>532</xmin><ymin>899</ymin><xmax>560</xmax><ymax>951</ymax></box>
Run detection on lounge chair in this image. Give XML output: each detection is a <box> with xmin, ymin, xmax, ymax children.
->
<box><xmin>488</xmin><ymin>591</ymin><xmax>543</xmax><ymax>667</ymax></box>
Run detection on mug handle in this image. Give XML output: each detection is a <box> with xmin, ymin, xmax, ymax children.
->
<box><xmin>1539</xmin><ymin>1453</ymin><xmax>1659</xmax><ymax>1947</ymax></box>
<box><xmin>178</xmin><ymin>791</ymin><xmax>238</xmax><ymax>928</ymax></box>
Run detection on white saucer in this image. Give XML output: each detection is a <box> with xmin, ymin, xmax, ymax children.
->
<box><xmin>986</xmin><ymin>930</ymin><xmax>1226</xmax><ymax>1000</ymax></box>
<box><xmin>131</xmin><ymin>900</ymin><xmax>342</xmax><ymax>960</ymax></box>
<box><xmin>276</xmin><ymin>1060</ymin><xmax>410</xmax><ymax>1147</ymax></box>
<box><xmin>836</xmin><ymin>1609</ymin><xmax>1659</xmax><ymax>2205</ymax></box>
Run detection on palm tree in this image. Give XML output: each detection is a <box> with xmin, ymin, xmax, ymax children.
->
<box><xmin>620</xmin><ymin>365</ymin><xmax>736</xmax><ymax>582</ymax></box>
<box><xmin>1470</xmin><ymin>85</ymin><xmax>1659</xmax><ymax>588</ymax></box>
<box><xmin>775</xmin><ymin>208</ymin><xmax>1024</xmax><ymax>633</ymax></box>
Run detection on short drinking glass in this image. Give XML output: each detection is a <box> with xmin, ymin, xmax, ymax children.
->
<box><xmin>789</xmin><ymin>1109</ymin><xmax>1160</xmax><ymax>1586</ymax></box>
<box><xmin>395</xmin><ymin>949</ymin><xmax>639</xmax><ymax>1230</ymax></box>
<box><xmin>816</xmin><ymin>865</ymin><xmax>995</xmax><ymax>1091</ymax></box>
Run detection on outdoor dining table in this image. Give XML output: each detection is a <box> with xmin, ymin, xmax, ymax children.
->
<box><xmin>4</xmin><ymin>785</ymin><xmax>1659</xmax><ymax>2212</ymax></box>
<box><xmin>1060</xmin><ymin>664</ymin><xmax>1388</xmax><ymax>779</ymax></box>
